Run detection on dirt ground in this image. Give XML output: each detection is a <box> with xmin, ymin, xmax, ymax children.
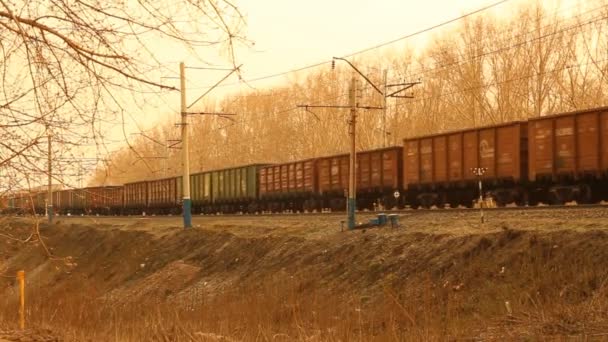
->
<box><xmin>1</xmin><ymin>209</ymin><xmax>608</xmax><ymax>341</ymax></box>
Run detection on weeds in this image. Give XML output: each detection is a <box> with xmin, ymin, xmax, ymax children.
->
<box><xmin>2</xmin><ymin>217</ymin><xmax>608</xmax><ymax>340</ymax></box>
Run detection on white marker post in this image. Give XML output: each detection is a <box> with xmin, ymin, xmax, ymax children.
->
<box><xmin>471</xmin><ymin>167</ymin><xmax>488</xmax><ymax>223</ymax></box>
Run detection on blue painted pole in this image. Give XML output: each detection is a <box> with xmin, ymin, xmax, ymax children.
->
<box><xmin>347</xmin><ymin>75</ymin><xmax>357</xmax><ymax>230</ymax></box>
<box><xmin>183</xmin><ymin>198</ymin><xmax>192</xmax><ymax>228</ymax></box>
<box><xmin>347</xmin><ymin>198</ymin><xmax>356</xmax><ymax>230</ymax></box>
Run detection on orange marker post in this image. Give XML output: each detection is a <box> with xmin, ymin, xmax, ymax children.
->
<box><xmin>17</xmin><ymin>270</ymin><xmax>25</xmax><ymax>330</ymax></box>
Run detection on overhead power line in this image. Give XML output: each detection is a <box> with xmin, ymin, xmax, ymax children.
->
<box><xmin>395</xmin><ymin>56</ymin><xmax>608</xmax><ymax>108</ymax></box>
<box><xmin>403</xmin><ymin>6</ymin><xmax>608</xmax><ymax>80</ymax></box>
<box><xmin>190</xmin><ymin>0</ymin><xmax>512</xmax><ymax>91</ymax></box>
<box><xmin>341</xmin><ymin>0</ymin><xmax>511</xmax><ymax>59</ymax></box>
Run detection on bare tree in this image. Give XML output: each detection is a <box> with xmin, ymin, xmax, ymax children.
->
<box><xmin>1</xmin><ymin>0</ymin><xmax>246</xmax><ymax>193</ymax></box>
<box><xmin>93</xmin><ymin>1</ymin><xmax>608</xmax><ymax>184</ymax></box>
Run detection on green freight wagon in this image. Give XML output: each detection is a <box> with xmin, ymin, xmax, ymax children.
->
<box><xmin>71</xmin><ymin>189</ymin><xmax>87</xmax><ymax>214</ymax></box>
<box><xmin>210</xmin><ymin>164</ymin><xmax>267</xmax><ymax>213</ymax></box>
<box><xmin>55</xmin><ymin>190</ymin><xmax>72</xmax><ymax>215</ymax></box>
<box><xmin>34</xmin><ymin>192</ymin><xmax>47</xmax><ymax>214</ymax></box>
<box><xmin>190</xmin><ymin>172</ymin><xmax>212</xmax><ymax>213</ymax></box>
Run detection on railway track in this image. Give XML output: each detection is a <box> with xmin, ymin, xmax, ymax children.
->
<box><xmin>27</xmin><ymin>202</ymin><xmax>608</xmax><ymax>220</ymax></box>
<box><xmin>248</xmin><ymin>203</ymin><xmax>608</xmax><ymax>218</ymax></box>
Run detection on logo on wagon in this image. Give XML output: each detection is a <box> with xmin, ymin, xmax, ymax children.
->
<box><xmin>479</xmin><ymin>139</ymin><xmax>495</xmax><ymax>159</ymax></box>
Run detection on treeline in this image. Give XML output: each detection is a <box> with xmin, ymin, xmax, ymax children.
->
<box><xmin>90</xmin><ymin>1</ymin><xmax>608</xmax><ymax>186</ymax></box>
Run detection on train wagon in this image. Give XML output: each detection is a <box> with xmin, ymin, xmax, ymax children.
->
<box><xmin>9</xmin><ymin>194</ymin><xmax>24</xmax><ymax>213</ymax></box>
<box><xmin>0</xmin><ymin>196</ymin><xmax>7</xmax><ymax>213</ymax></box>
<box><xmin>259</xmin><ymin>159</ymin><xmax>316</xmax><ymax>212</ymax></box>
<box><xmin>316</xmin><ymin>146</ymin><xmax>403</xmax><ymax>210</ymax></box>
<box><xmin>124</xmin><ymin>181</ymin><xmax>148</xmax><ymax>214</ymax></box>
<box><xmin>190</xmin><ymin>172</ymin><xmax>212</xmax><ymax>213</ymax></box>
<box><xmin>54</xmin><ymin>190</ymin><xmax>70</xmax><ymax>215</ymax></box>
<box><xmin>528</xmin><ymin>106</ymin><xmax>608</xmax><ymax>204</ymax></box>
<box><xmin>147</xmin><ymin>177</ymin><xmax>182</xmax><ymax>214</ymax></box>
<box><xmin>50</xmin><ymin>191</ymin><xmax>58</xmax><ymax>213</ymax></box>
<box><xmin>84</xmin><ymin>186</ymin><xmax>124</xmax><ymax>215</ymax></box>
<box><xmin>0</xmin><ymin>195</ymin><xmax>18</xmax><ymax>214</ymax></box>
<box><xmin>105</xmin><ymin>186</ymin><xmax>124</xmax><ymax>214</ymax></box>
<box><xmin>34</xmin><ymin>192</ymin><xmax>47</xmax><ymax>214</ymax></box>
<box><xmin>403</xmin><ymin>121</ymin><xmax>528</xmax><ymax>208</ymax></box>
<box><xmin>84</xmin><ymin>187</ymin><xmax>105</xmax><ymax>214</ymax></box>
<box><xmin>14</xmin><ymin>192</ymin><xmax>39</xmax><ymax>214</ymax></box>
<box><xmin>211</xmin><ymin>164</ymin><xmax>266</xmax><ymax>213</ymax></box>
<box><xmin>71</xmin><ymin>189</ymin><xmax>87</xmax><ymax>214</ymax></box>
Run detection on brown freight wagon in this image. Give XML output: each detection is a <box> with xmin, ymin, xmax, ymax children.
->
<box><xmin>124</xmin><ymin>181</ymin><xmax>148</xmax><ymax>214</ymax></box>
<box><xmin>51</xmin><ymin>191</ymin><xmax>60</xmax><ymax>212</ymax></box>
<box><xmin>84</xmin><ymin>187</ymin><xmax>105</xmax><ymax>214</ymax></box>
<box><xmin>52</xmin><ymin>190</ymin><xmax>71</xmax><ymax>215</ymax></box>
<box><xmin>403</xmin><ymin>121</ymin><xmax>528</xmax><ymax>207</ymax></box>
<box><xmin>17</xmin><ymin>194</ymin><xmax>30</xmax><ymax>212</ymax></box>
<box><xmin>10</xmin><ymin>192</ymin><xmax>31</xmax><ymax>213</ymax></box>
<box><xmin>316</xmin><ymin>146</ymin><xmax>403</xmax><ymax>210</ymax></box>
<box><xmin>259</xmin><ymin>159</ymin><xmax>316</xmax><ymax>212</ymax></box>
<box><xmin>147</xmin><ymin>177</ymin><xmax>182</xmax><ymax>214</ymax></box>
<box><xmin>528</xmin><ymin>106</ymin><xmax>608</xmax><ymax>204</ymax></box>
<box><xmin>105</xmin><ymin>186</ymin><xmax>124</xmax><ymax>213</ymax></box>
<box><xmin>84</xmin><ymin>186</ymin><xmax>124</xmax><ymax>215</ymax></box>
<box><xmin>51</xmin><ymin>189</ymin><xmax>85</xmax><ymax>215</ymax></box>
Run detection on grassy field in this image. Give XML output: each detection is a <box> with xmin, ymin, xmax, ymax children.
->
<box><xmin>1</xmin><ymin>210</ymin><xmax>608</xmax><ymax>340</ymax></box>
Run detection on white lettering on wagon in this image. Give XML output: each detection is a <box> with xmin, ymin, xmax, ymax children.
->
<box><xmin>479</xmin><ymin>139</ymin><xmax>495</xmax><ymax>159</ymax></box>
<box><xmin>555</xmin><ymin>127</ymin><xmax>573</xmax><ymax>136</ymax></box>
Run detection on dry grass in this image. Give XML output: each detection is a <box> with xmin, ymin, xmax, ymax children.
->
<box><xmin>1</xmin><ymin>269</ymin><xmax>607</xmax><ymax>341</ymax></box>
<box><xmin>2</xmin><ymin>213</ymin><xmax>608</xmax><ymax>341</ymax></box>
<box><xmin>0</xmin><ymin>278</ymin><xmax>466</xmax><ymax>341</ymax></box>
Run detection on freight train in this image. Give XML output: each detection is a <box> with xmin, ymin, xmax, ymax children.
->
<box><xmin>4</xmin><ymin>106</ymin><xmax>608</xmax><ymax>215</ymax></box>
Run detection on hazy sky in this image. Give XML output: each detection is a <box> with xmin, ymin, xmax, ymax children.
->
<box><xmin>144</xmin><ymin>0</ymin><xmax>579</xmax><ymax>126</ymax></box>
<box><xmin>233</xmin><ymin>0</ymin><xmax>512</xmax><ymax>82</ymax></box>
<box><xmin>173</xmin><ymin>0</ymin><xmax>514</xmax><ymax>102</ymax></box>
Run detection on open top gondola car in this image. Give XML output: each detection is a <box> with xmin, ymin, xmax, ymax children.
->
<box><xmin>259</xmin><ymin>159</ymin><xmax>316</xmax><ymax>212</ymax></box>
<box><xmin>124</xmin><ymin>181</ymin><xmax>148</xmax><ymax>215</ymax></box>
<box><xmin>190</xmin><ymin>171</ymin><xmax>212</xmax><ymax>214</ymax></box>
<box><xmin>315</xmin><ymin>146</ymin><xmax>403</xmax><ymax>211</ymax></box>
<box><xmin>147</xmin><ymin>176</ymin><xmax>182</xmax><ymax>215</ymax></box>
<box><xmin>528</xmin><ymin>106</ymin><xmax>608</xmax><ymax>204</ymax></box>
<box><xmin>403</xmin><ymin>121</ymin><xmax>528</xmax><ymax>208</ymax></box>
<box><xmin>210</xmin><ymin>164</ymin><xmax>267</xmax><ymax>213</ymax></box>
<box><xmin>84</xmin><ymin>186</ymin><xmax>124</xmax><ymax>215</ymax></box>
